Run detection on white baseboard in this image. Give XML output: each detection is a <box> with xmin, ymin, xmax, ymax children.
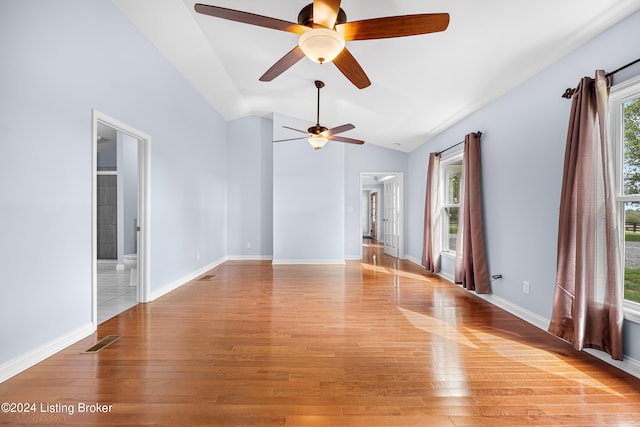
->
<box><xmin>148</xmin><ymin>256</ymin><xmax>227</xmax><ymax>302</ymax></box>
<box><xmin>404</xmin><ymin>255</ymin><xmax>422</xmax><ymax>265</ymax></box>
<box><xmin>437</xmin><ymin>270</ymin><xmax>455</xmax><ymax>283</ymax></box>
<box><xmin>475</xmin><ymin>293</ymin><xmax>550</xmax><ymax>330</ymax></box>
<box><xmin>584</xmin><ymin>348</ymin><xmax>640</xmax><ymax>378</ymax></box>
<box><xmin>0</xmin><ymin>323</ymin><xmax>94</xmax><ymax>383</ymax></box>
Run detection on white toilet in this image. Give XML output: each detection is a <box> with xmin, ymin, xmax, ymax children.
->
<box><xmin>124</xmin><ymin>254</ymin><xmax>137</xmax><ymax>287</ymax></box>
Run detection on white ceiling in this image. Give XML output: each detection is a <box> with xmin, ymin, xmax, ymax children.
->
<box><xmin>112</xmin><ymin>0</ymin><xmax>640</xmax><ymax>152</ymax></box>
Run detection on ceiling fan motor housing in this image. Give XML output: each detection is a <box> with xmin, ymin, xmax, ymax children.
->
<box><xmin>308</xmin><ymin>124</ymin><xmax>328</xmax><ymax>135</ymax></box>
<box><xmin>297</xmin><ymin>3</ymin><xmax>347</xmax><ymax>27</ymax></box>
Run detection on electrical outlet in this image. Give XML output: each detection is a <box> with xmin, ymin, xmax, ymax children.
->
<box><xmin>196</xmin><ymin>252</ymin><xmax>200</xmax><ymax>261</ymax></box>
<box><xmin>523</xmin><ymin>281</ymin><xmax>530</xmax><ymax>295</ymax></box>
<box><xmin>247</xmin><ymin>242</ymin><xmax>252</xmax><ymax>249</ymax></box>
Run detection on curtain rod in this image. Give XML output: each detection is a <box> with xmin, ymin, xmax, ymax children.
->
<box><xmin>561</xmin><ymin>57</ymin><xmax>640</xmax><ymax>99</ymax></box>
<box><xmin>438</xmin><ymin>131</ymin><xmax>483</xmax><ymax>155</ymax></box>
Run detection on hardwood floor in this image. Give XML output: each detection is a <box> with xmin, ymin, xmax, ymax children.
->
<box><xmin>2</xmin><ymin>241</ymin><xmax>640</xmax><ymax>426</ymax></box>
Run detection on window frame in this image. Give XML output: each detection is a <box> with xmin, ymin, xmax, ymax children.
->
<box><xmin>439</xmin><ymin>149</ymin><xmax>463</xmax><ymax>255</ymax></box>
<box><xmin>610</xmin><ymin>73</ymin><xmax>640</xmax><ymax>323</ymax></box>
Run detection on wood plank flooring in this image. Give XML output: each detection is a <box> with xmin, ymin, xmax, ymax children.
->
<box><xmin>2</xmin><ymin>241</ymin><xmax>640</xmax><ymax>426</ymax></box>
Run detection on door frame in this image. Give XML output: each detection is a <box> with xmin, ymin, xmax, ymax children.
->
<box><xmin>359</xmin><ymin>172</ymin><xmax>404</xmax><ymax>260</ymax></box>
<box><xmin>91</xmin><ymin>109</ymin><xmax>151</xmax><ymax>330</ymax></box>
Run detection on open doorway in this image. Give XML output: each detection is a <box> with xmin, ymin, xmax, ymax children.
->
<box><xmin>92</xmin><ymin>110</ymin><xmax>150</xmax><ymax>329</ymax></box>
<box><xmin>360</xmin><ymin>172</ymin><xmax>403</xmax><ymax>260</ymax></box>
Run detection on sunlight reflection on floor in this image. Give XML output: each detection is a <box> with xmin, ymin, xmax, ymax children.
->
<box><xmin>398</xmin><ymin>306</ymin><xmax>624</xmax><ymax>397</ymax></box>
<box><xmin>360</xmin><ymin>262</ymin><xmax>433</xmax><ymax>282</ymax></box>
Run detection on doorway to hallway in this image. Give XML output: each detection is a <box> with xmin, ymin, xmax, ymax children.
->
<box><xmin>360</xmin><ymin>172</ymin><xmax>404</xmax><ymax>260</ymax></box>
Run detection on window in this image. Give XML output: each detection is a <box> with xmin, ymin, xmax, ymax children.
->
<box><xmin>611</xmin><ymin>74</ymin><xmax>640</xmax><ymax>312</ymax></box>
<box><xmin>441</xmin><ymin>153</ymin><xmax>463</xmax><ymax>253</ymax></box>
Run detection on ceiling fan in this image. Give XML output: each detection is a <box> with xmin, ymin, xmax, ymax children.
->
<box><xmin>274</xmin><ymin>80</ymin><xmax>364</xmax><ymax>150</ymax></box>
<box><xmin>194</xmin><ymin>1</ymin><xmax>449</xmax><ymax>89</ymax></box>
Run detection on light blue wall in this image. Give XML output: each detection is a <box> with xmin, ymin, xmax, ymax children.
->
<box><xmin>406</xmin><ymin>10</ymin><xmax>640</xmax><ymax>361</ymax></box>
<box><xmin>227</xmin><ymin>116</ymin><xmax>273</xmax><ymax>257</ymax></box>
<box><xmin>273</xmin><ymin>126</ymin><xmax>345</xmax><ymax>263</ymax></box>
<box><xmin>0</xmin><ymin>0</ymin><xmax>227</xmax><ymax>366</ymax></box>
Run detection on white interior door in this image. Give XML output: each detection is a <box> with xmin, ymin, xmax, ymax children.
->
<box><xmin>383</xmin><ymin>177</ymin><xmax>400</xmax><ymax>258</ymax></box>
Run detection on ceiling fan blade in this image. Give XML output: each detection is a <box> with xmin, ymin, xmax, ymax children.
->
<box><xmin>330</xmin><ymin>135</ymin><xmax>365</xmax><ymax>145</ymax></box>
<box><xmin>260</xmin><ymin>46</ymin><xmax>306</xmax><ymax>82</ymax></box>
<box><xmin>313</xmin><ymin>0</ymin><xmax>341</xmax><ymax>29</ymax></box>
<box><xmin>336</xmin><ymin>13</ymin><xmax>450</xmax><ymax>41</ymax></box>
<box><xmin>194</xmin><ymin>4</ymin><xmax>309</xmax><ymax>35</ymax></box>
<box><xmin>332</xmin><ymin>48</ymin><xmax>371</xmax><ymax>89</ymax></box>
<box><xmin>326</xmin><ymin>123</ymin><xmax>355</xmax><ymax>136</ymax></box>
<box><xmin>281</xmin><ymin>125</ymin><xmax>309</xmax><ymax>135</ymax></box>
<box><xmin>273</xmin><ymin>137</ymin><xmax>307</xmax><ymax>143</ymax></box>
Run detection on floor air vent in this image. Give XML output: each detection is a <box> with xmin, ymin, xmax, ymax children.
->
<box><xmin>198</xmin><ymin>274</ymin><xmax>217</xmax><ymax>281</ymax></box>
<box><xmin>83</xmin><ymin>335</ymin><xmax>121</xmax><ymax>353</ymax></box>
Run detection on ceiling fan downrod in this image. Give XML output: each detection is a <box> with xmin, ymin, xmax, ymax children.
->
<box><xmin>315</xmin><ymin>80</ymin><xmax>324</xmax><ymax>126</ymax></box>
<box><xmin>309</xmin><ymin>80</ymin><xmax>328</xmax><ymax>135</ymax></box>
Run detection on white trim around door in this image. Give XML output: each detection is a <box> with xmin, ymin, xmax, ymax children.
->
<box><xmin>359</xmin><ymin>172</ymin><xmax>404</xmax><ymax>260</ymax></box>
<box><xmin>91</xmin><ymin>109</ymin><xmax>151</xmax><ymax>330</ymax></box>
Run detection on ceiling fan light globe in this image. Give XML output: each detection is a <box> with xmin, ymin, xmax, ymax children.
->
<box><xmin>298</xmin><ymin>28</ymin><xmax>345</xmax><ymax>64</ymax></box>
<box><xmin>308</xmin><ymin>135</ymin><xmax>328</xmax><ymax>150</ymax></box>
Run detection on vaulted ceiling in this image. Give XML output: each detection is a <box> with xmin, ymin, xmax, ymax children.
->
<box><xmin>112</xmin><ymin>0</ymin><xmax>640</xmax><ymax>152</ymax></box>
